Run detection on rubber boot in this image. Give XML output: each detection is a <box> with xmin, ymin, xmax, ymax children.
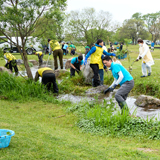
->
<box><xmin>119</xmin><ymin>101</ymin><xmax>130</xmax><ymax>115</ymax></box>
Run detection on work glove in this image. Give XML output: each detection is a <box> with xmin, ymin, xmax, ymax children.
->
<box><xmin>111</xmin><ymin>53</ymin><xmax>116</xmax><ymax>56</ymax></box>
<box><xmin>49</xmin><ymin>53</ymin><xmax>51</xmax><ymax>55</ymax></box>
<box><xmin>84</xmin><ymin>59</ymin><xmax>87</xmax><ymax>65</ymax></box>
<box><xmin>109</xmin><ymin>84</ymin><xmax>117</xmax><ymax>92</ymax></box>
<box><xmin>104</xmin><ymin>88</ymin><xmax>110</xmax><ymax>94</ymax></box>
<box><xmin>104</xmin><ymin>84</ymin><xmax>117</xmax><ymax>94</ymax></box>
<box><xmin>75</xmin><ymin>68</ymin><xmax>80</xmax><ymax>72</ymax></box>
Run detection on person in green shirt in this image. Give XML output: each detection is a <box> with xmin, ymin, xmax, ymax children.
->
<box><xmin>69</xmin><ymin>43</ymin><xmax>76</xmax><ymax>55</ymax></box>
<box><xmin>85</xmin><ymin>45</ymin><xmax>90</xmax><ymax>56</ymax></box>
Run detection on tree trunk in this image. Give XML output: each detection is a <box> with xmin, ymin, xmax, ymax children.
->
<box><xmin>21</xmin><ymin>51</ymin><xmax>33</xmax><ymax>80</ymax></box>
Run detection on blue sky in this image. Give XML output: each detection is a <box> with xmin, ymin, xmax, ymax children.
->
<box><xmin>66</xmin><ymin>0</ymin><xmax>160</xmax><ymax>24</ymax></box>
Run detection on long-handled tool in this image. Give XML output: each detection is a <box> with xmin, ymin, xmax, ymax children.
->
<box><xmin>45</xmin><ymin>55</ymin><xmax>50</xmax><ymax>67</ymax></box>
<box><xmin>129</xmin><ymin>60</ymin><xmax>136</xmax><ymax>73</ymax></box>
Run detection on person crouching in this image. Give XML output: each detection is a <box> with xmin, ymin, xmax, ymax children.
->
<box><xmin>34</xmin><ymin>67</ymin><xmax>58</xmax><ymax>93</ymax></box>
<box><xmin>70</xmin><ymin>55</ymin><xmax>83</xmax><ymax>77</ymax></box>
<box><xmin>34</xmin><ymin>51</ymin><xmax>43</xmax><ymax>66</ymax></box>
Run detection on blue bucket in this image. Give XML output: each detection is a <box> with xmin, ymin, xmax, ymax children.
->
<box><xmin>0</xmin><ymin>129</ymin><xmax>15</xmax><ymax>149</ymax></box>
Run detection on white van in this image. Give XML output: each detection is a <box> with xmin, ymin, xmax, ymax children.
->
<box><xmin>0</xmin><ymin>36</ymin><xmax>43</xmax><ymax>54</ymax></box>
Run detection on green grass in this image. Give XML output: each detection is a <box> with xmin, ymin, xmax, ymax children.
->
<box><xmin>1</xmin><ymin>45</ymin><xmax>160</xmax><ymax>159</ymax></box>
<box><xmin>0</xmin><ymin>100</ymin><xmax>160</xmax><ymax>159</ymax></box>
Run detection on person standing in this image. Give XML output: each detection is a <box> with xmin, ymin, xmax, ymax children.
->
<box><xmin>70</xmin><ymin>55</ymin><xmax>83</xmax><ymax>77</ymax></box>
<box><xmin>151</xmin><ymin>41</ymin><xmax>155</xmax><ymax>51</ymax></box>
<box><xmin>69</xmin><ymin>43</ymin><xmax>76</xmax><ymax>55</ymax></box>
<box><xmin>98</xmin><ymin>54</ymin><xmax>107</xmax><ymax>85</ymax></box>
<box><xmin>84</xmin><ymin>39</ymin><xmax>116</xmax><ymax>87</ymax></box>
<box><xmin>61</xmin><ymin>42</ymin><xmax>65</xmax><ymax>55</ymax></box>
<box><xmin>34</xmin><ymin>67</ymin><xmax>58</xmax><ymax>93</ymax></box>
<box><xmin>63</xmin><ymin>42</ymin><xmax>68</xmax><ymax>55</ymax></box>
<box><xmin>103</xmin><ymin>56</ymin><xmax>134</xmax><ymax>114</ymax></box>
<box><xmin>48</xmin><ymin>39</ymin><xmax>63</xmax><ymax>70</ymax></box>
<box><xmin>85</xmin><ymin>45</ymin><xmax>90</xmax><ymax>56</ymax></box>
<box><xmin>136</xmin><ymin>39</ymin><xmax>154</xmax><ymax>77</ymax></box>
<box><xmin>102</xmin><ymin>42</ymin><xmax>107</xmax><ymax>51</ymax></box>
<box><xmin>34</xmin><ymin>51</ymin><xmax>43</xmax><ymax>66</ymax></box>
<box><xmin>120</xmin><ymin>43</ymin><xmax>123</xmax><ymax>51</ymax></box>
<box><xmin>4</xmin><ymin>51</ymin><xmax>18</xmax><ymax>75</ymax></box>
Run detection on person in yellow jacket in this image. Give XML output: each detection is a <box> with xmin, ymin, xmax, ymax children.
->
<box><xmin>48</xmin><ymin>39</ymin><xmax>63</xmax><ymax>70</ymax></box>
<box><xmin>4</xmin><ymin>51</ymin><xmax>18</xmax><ymax>75</ymax></box>
<box><xmin>34</xmin><ymin>51</ymin><xmax>43</xmax><ymax>66</ymax></box>
<box><xmin>136</xmin><ymin>39</ymin><xmax>154</xmax><ymax>77</ymax></box>
<box><xmin>84</xmin><ymin>39</ymin><xmax>116</xmax><ymax>87</ymax></box>
<box><xmin>34</xmin><ymin>67</ymin><xmax>58</xmax><ymax>93</ymax></box>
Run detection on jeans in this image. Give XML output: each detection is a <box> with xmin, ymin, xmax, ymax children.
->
<box><xmin>142</xmin><ymin>63</ymin><xmax>151</xmax><ymax>76</ymax></box>
<box><xmin>98</xmin><ymin>69</ymin><xmax>104</xmax><ymax>85</ymax></box>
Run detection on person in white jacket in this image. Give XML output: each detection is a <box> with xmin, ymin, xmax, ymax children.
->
<box><xmin>136</xmin><ymin>39</ymin><xmax>154</xmax><ymax>77</ymax></box>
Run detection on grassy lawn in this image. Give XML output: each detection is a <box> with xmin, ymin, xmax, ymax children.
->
<box><xmin>0</xmin><ymin>100</ymin><xmax>160</xmax><ymax>159</ymax></box>
<box><xmin>0</xmin><ymin>44</ymin><xmax>160</xmax><ymax>159</ymax></box>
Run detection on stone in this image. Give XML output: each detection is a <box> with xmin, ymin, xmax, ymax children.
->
<box><xmin>85</xmin><ymin>85</ymin><xmax>109</xmax><ymax>96</ymax></box>
<box><xmin>77</xmin><ymin>53</ymin><xmax>82</xmax><ymax>56</ymax></box>
<box><xmin>16</xmin><ymin>59</ymin><xmax>23</xmax><ymax>65</ymax></box>
<box><xmin>65</xmin><ymin>58</ymin><xmax>73</xmax><ymax>69</ymax></box>
<box><xmin>54</xmin><ymin>69</ymin><xmax>69</xmax><ymax>78</ymax></box>
<box><xmin>0</xmin><ymin>66</ymin><xmax>12</xmax><ymax>74</ymax></box>
<box><xmin>81</xmin><ymin>63</ymin><xmax>94</xmax><ymax>84</ymax></box>
<box><xmin>135</xmin><ymin>95</ymin><xmax>160</xmax><ymax>108</ymax></box>
<box><xmin>28</xmin><ymin>60</ymin><xmax>38</xmax><ymax>65</ymax></box>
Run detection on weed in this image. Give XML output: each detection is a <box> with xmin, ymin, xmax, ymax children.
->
<box><xmin>67</xmin><ymin>100</ymin><xmax>160</xmax><ymax>140</ymax></box>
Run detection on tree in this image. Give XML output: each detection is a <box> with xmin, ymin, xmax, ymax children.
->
<box><xmin>66</xmin><ymin>8</ymin><xmax>113</xmax><ymax>47</ymax></box>
<box><xmin>0</xmin><ymin>0</ymin><xmax>66</xmax><ymax>79</ymax></box>
<box><xmin>119</xmin><ymin>18</ymin><xmax>147</xmax><ymax>44</ymax></box>
<box><xmin>143</xmin><ymin>12</ymin><xmax>160</xmax><ymax>42</ymax></box>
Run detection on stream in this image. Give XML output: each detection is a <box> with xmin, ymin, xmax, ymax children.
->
<box><xmin>18</xmin><ymin>60</ymin><xmax>160</xmax><ymax>120</ymax></box>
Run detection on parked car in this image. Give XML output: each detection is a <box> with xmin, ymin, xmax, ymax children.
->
<box><xmin>143</xmin><ymin>40</ymin><xmax>151</xmax><ymax>45</ymax></box>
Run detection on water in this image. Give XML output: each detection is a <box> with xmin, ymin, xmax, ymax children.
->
<box><xmin>18</xmin><ymin>61</ymin><xmax>160</xmax><ymax>120</ymax></box>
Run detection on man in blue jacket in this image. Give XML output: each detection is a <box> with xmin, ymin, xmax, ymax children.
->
<box><xmin>84</xmin><ymin>39</ymin><xmax>116</xmax><ymax>87</ymax></box>
<box><xmin>103</xmin><ymin>56</ymin><xmax>134</xmax><ymax>114</ymax></box>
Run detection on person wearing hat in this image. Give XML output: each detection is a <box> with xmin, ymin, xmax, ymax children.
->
<box><xmin>48</xmin><ymin>39</ymin><xmax>63</xmax><ymax>70</ymax></box>
<box><xmin>70</xmin><ymin>55</ymin><xmax>84</xmax><ymax>77</ymax></box>
<box><xmin>34</xmin><ymin>67</ymin><xmax>59</xmax><ymax>93</ymax></box>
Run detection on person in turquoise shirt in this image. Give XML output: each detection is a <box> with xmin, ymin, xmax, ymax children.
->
<box><xmin>70</xmin><ymin>56</ymin><xmax>84</xmax><ymax>77</ymax></box>
<box><xmin>103</xmin><ymin>56</ymin><xmax>134</xmax><ymax>114</ymax></box>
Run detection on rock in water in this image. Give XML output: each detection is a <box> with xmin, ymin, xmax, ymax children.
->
<box><xmin>85</xmin><ymin>85</ymin><xmax>109</xmax><ymax>96</ymax></box>
<box><xmin>135</xmin><ymin>95</ymin><xmax>160</xmax><ymax>108</ymax></box>
<box><xmin>0</xmin><ymin>66</ymin><xmax>12</xmax><ymax>74</ymax></box>
<box><xmin>65</xmin><ymin>58</ymin><xmax>73</xmax><ymax>69</ymax></box>
<box><xmin>81</xmin><ymin>63</ymin><xmax>94</xmax><ymax>84</ymax></box>
<box><xmin>28</xmin><ymin>60</ymin><xmax>38</xmax><ymax>65</ymax></box>
<box><xmin>16</xmin><ymin>59</ymin><xmax>24</xmax><ymax>65</ymax></box>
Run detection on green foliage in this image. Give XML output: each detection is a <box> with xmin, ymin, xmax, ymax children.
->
<box><xmin>0</xmin><ymin>72</ymin><xmax>59</xmax><ymax>103</ymax></box>
<box><xmin>58</xmin><ymin>72</ymin><xmax>89</xmax><ymax>95</ymax></box>
<box><xmin>67</xmin><ymin>100</ymin><xmax>160</xmax><ymax>140</ymax></box>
